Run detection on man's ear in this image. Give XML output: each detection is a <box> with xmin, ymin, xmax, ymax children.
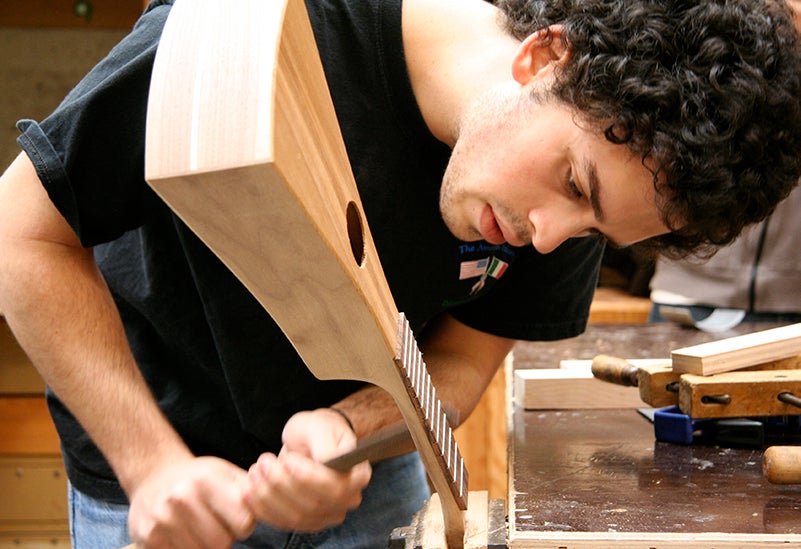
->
<box><xmin>511</xmin><ymin>25</ymin><xmax>570</xmax><ymax>85</ymax></box>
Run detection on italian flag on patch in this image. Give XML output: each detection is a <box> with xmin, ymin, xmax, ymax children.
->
<box><xmin>486</xmin><ymin>257</ymin><xmax>508</xmax><ymax>279</ymax></box>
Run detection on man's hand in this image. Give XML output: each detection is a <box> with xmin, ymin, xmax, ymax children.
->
<box><xmin>128</xmin><ymin>456</ymin><xmax>256</xmax><ymax>549</ymax></box>
<box><xmin>244</xmin><ymin>408</ymin><xmax>372</xmax><ymax>531</ymax></box>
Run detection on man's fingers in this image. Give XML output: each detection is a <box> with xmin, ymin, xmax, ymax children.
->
<box><xmin>203</xmin><ymin>463</ymin><xmax>258</xmax><ymax>540</ymax></box>
<box><xmin>244</xmin><ymin>451</ymin><xmax>370</xmax><ymax>532</ymax></box>
<box><xmin>129</xmin><ymin>457</ymin><xmax>255</xmax><ymax>549</ymax></box>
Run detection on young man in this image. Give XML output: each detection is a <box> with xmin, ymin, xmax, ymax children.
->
<box><xmin>1</xmin><ymin>0</ymin><xmax>800</xmax><ymax>548</ymax></box>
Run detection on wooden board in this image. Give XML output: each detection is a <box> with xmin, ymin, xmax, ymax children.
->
<box><xmin>514</xmin><ymin>366</ymin><xmax>646</xmax><ymax>410</ymax></box>
<box><xmin>587</xmin><ymin>287</ymin><xmax>651</xmax><ymax>324</ymax></box>
<box><xmin>0</xmin><ymin>0</ymin><xmax>144</xmax><ymax>29</ymax></box>
<box><xmin>636</xmin><ymin>362</ymin><xmax>679</xmax><ymax>407</ymax></box>
<box><xmin>0</xmin><ymin>456</ymin><xmax>67</xmax><ymax>535</ymax></box>
<box><xmin>391</xmin><ymin>491</ymin><xmax>507</xmax><ymax>549</ymax></box>
<box><xmin>144</xmin><ymin>0</ymin><xmax>466</xmax><ymax>544</ymax></box>
<box><xmin>672</xmin><ymin>323</ymin><xmax>801</xmax><ymax>375</ymax></box>
<box><xmin>0</xmin><ymin>398</ymin><xmax>60</xmax><ymax>455</ymax></box>
<box><xmin>679</xmin><ymin>369</ymin><xmax>801</xmax><ymax>418</ymax></box>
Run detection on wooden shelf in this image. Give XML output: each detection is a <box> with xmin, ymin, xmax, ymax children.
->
<box><xmin>0</xmin><ymin>0</ymin><xmax>147</xmax><ymax>29</ymax></box>
<box><xmin>589</xmin><ymin>286</ymin><xmax>652</xmax><ymax>324</ymax></box>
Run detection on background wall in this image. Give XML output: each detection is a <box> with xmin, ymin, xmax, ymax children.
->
<box><xmin>0</xmin><ymin>26</ymin><xmax>127</xmax><ymax>170</ymax></box>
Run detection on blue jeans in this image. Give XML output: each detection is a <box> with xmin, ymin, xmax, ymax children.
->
<box><xmin>69</xmin><ymin>452</ymin><xmax>429</xmax><ymax>549</ymax></box>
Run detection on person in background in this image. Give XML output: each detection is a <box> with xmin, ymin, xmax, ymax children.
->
<box><xmin>650</xmin><ymin>184</ymin><xmax>801</xmax><ymax>326</ymax></box>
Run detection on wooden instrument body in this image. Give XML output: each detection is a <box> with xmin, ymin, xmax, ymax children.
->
<box><xmin>145</xmin><ymin>0</ymin><xmax>398</xmax><ymax>373</ymax></box>
<box><xmin>145</xmin><ymin>0</ymin><xmax>466</xmax><ymax>545</ymax></box>
<box><xmin>672</xmin><ymin>323</ymin><xmax>801</xmax><ymax>375</ymax></box>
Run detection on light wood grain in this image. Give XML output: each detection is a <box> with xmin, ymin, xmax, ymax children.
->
<box><xmin>588</xmin><ymin>287</ymin><xmax>652</xmax><ymax>324</ymax></box>
<box><xmin>514</xmin><ymin>367</ymin><xmax>644</xmax><ymax>410</ymax></box>
<box><xmin>590</xmin><ymin>355</ymin><xmax>678</xmax><ymax>407</ymax></box>
<box><xmin>454</xmin><ymin>361</ymin><xmax>507</xmax><ymax>502</ymax></box>
<box><xmin>1</xmin><ymin>318</ymin><xmax>45</xmax><ymax>395</ymax></box>
<box><xmin>763</xmin><ymin>445</ymin><xmax>801</xmax><ymax>484</ymax></box>
<box><xmin>0</xmin><ymin>456</ymin><xmax>67</xmax><ymax>531</ymax></box>
<box><xmin>678</xmin><ymin>369</ymin><xmax>801</xmax><ymax>418</ymax></box>
<box><xmin>0</xmin><ymin>398</ymin><xmax>60</xmax><ymax>455</ymax></box>
<box><xmin>144</xmin><ymin>0</ymin><xmax>465</xmax><ymax>544</ymax></box>
<box><xmin>672</xmin><ymin>323</ymin><xmax>801</xmax><ymax>375</ymax></box>
<box><xmin>414</xmin><ymin>491</ymin><xmax>493</xmax><ymax>549</ymax></box>
<box><xmin>0</xmin><ymin>0</ymin><xmax>144</xmax><ymax>29</ymax></box>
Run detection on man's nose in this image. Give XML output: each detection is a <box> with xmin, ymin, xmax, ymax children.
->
<box><xmin>529</xmin><ymin>211</ymin><xmax>583</xmax><ymax>254</ymax></box>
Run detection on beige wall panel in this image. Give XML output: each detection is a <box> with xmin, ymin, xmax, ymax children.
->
<box><xmin>0</xmin><ymin>456</ymin><xmax>67</xmax><ymax>525</ymax></box>
<box><xmin>0</xmin><ymin>398</ymin><xmax>59</xmax><ymax>454</ymax></box>
<box><xmin>0</xmin><ymin>319</ymin><xmax>43</xmax><ymax>395</ymax></box>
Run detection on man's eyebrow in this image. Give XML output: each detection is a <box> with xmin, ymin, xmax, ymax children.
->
<box><xmin>586</xmin><ymin>160</ymin><xmax>605</xmax><ymax>223</ymax></box>
<box><xmin>584</xmin><ymin>159</ymin><xmax>622</xmax><ymax>246</ymax></box>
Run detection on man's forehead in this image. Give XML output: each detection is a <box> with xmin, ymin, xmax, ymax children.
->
<box><xmin>586</xmin><ymin>147</ymin><xmax>670</xmax><ymax>246</ymax></box>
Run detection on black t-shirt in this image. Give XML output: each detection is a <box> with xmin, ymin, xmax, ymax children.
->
<box><xmin>16</xmin><ymin>0</ymin><xmax>603</xmax><ymax>502</ymax></box>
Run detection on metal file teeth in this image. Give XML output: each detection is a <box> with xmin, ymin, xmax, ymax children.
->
<box><xmin>395</xmin><ymin>313</ymin><xmax>468</xmax><ymax>506</ymax></box>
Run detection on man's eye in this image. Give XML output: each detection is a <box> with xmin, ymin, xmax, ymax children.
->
<box><xmin>568</xmin><ymin>173</ymin><xmax>583</xmax><ymax>198</ymax></box>
<box><xmin>587</xmin><ymin>228</ymin><xmax>604</xmax><ymax>238</ymax></box>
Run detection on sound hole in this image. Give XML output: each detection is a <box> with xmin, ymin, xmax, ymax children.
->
<box><xmin>346</xmin><ymin>201</ymin><xmax>365</xmax><ymax>267</ymax></box>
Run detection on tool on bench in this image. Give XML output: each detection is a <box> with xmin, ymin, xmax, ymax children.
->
<box><xmin>650</xmin><ymin>405</ymin><xmax>801</xmax><ymax>447</ymax></box>
<box><xmin>651</xmin><ymin>406</ymin><xmax>761</xmax><ymax>446</ymax></box>
<box><xmin>592</xmin><ymin>325</ymin><xmax>801</xmax><ymax>490</ymax></box>
<box><xmin>591</xmin><ymin>355</ymin><xmax>677</xmax><ymax>407</ymax></box>
<box><xmin>678</xmin><ymin>369</ymin><xmax>801</xmax><ymax>418</ymax></box>
<box><xmin>592</xmin><ymin>353</ymin><xmax>801</xmax><ymax>412</ymax></box>
<box><xmin>764</xmin><ymin>445</ymin><xmax>801</xmax><ymax>484</ymax></box>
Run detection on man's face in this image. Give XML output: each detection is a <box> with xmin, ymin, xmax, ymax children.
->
<box><xmin>440</xmin><ymin>86</ymin><xmax>671</xmax><ymax>254</ymax></box>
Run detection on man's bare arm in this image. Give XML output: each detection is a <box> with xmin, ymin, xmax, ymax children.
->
<box><xmin>0</xmin><ymin>152</ymin><xmax>254</xmax><ymax>547</ymax></box>
<box><xmin>330</xmin><ymin>313</ymin><xmax>515</xmax><ymax>442</ymax></box>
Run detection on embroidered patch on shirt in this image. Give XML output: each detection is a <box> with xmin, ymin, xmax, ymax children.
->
<box><xmin>460</xmin><ymin>256</ymin><xmax>509</xmax><ymax>294</ymax></box>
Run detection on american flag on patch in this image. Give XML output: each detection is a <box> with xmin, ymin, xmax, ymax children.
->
<box><xmin>459</xmin><ymin>257</ymin><xmax>489</xmax><ymax>280</ymax></box>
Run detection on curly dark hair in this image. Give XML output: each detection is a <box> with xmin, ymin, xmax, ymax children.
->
<box><xmin>494</xmin><ymin>0</ymin><xmax>801</xmax><ymax>257</ymax></box>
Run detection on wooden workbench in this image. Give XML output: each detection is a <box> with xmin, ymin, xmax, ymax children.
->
<box><xmin>509</xmin><ymin>322</ymin><xmax>801</xmax><ymax>548</ymax></box>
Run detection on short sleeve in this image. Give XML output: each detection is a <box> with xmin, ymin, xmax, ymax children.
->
<box><xmin>15</xmin><ymin>1</ymin><xmax>174</xmax><ymax>247</ymax></box>
<box><xmin>449</xmin><ymin>236</ymin><xmax>604</xmax><ymax>341</ymax></box>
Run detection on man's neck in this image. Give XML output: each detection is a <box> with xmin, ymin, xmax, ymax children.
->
<box><xmin>401</xmin><ymin>0</ymin><xmax>521</xmax><ymax>147</ymax></box>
